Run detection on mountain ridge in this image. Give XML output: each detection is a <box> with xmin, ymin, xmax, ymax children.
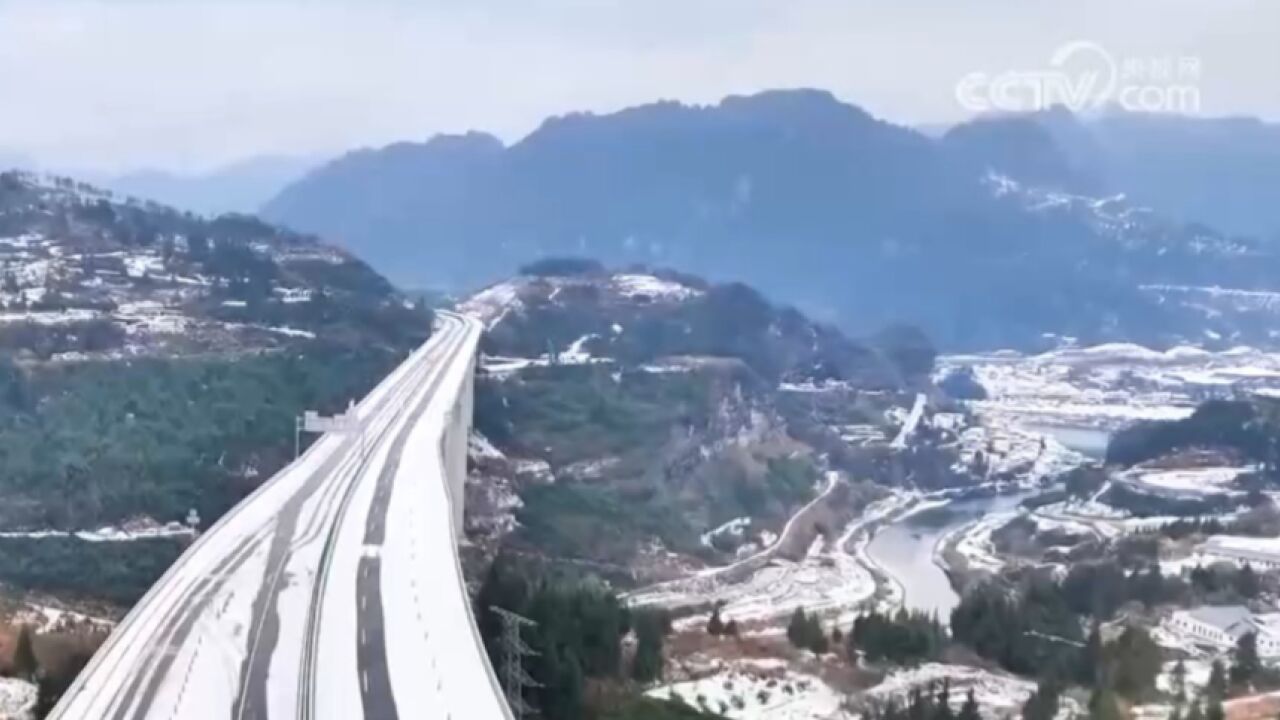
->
<box><xmin>263</xmin><ymin>89</ymin><xmax>1280</xmax><ymax>352</ymax></box>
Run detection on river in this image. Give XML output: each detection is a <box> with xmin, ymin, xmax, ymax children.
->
<box><xmin>1025</xmin><ymin>424</ymin><xmax>1111</xmax><ymax>459</ymax></box>
<box><xmin>864</xmin><ymin>492</ymin><xmax>1031</xmax><ymax>619</ymax></box>
<box><xmin>864</xmin><ymin>424</ymin><xmax>1110</xmax><ymax>620</ymax></box>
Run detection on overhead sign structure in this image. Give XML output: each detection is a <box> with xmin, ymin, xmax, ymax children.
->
<box><xmin>302</xmin><ymin>410</ymin><xmax>356</xmax><ymax>434</ymax></box>
<box><xmin>297</xmin><ymin>401</ymin><xmax>359</xmax><ymax>456</ymax></box>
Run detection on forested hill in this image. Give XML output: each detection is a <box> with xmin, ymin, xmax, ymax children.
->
<box><xmin>466</xmin><ymin>258</ymin><xmax>936</xmax><ymax>389</ymax></box>
<box><xmin>461</xmin><ymin>261</ymin><xmax>952</xmax><ymax>581</ymax></box>
<box><xmin>0</xmin><ymin>171</ymin><xmax>432</xmax><ymax>571</ymax></box>
<box><xmin>265</xmin><ymin>89</ymin><xmax>1280</xmax><ymax>352</ymax></box>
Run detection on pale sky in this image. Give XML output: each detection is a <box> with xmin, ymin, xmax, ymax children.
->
<box><xmin>1</xmin><ymin>0</ymin><xmax>1276</xmax><ymax>173</ymax></box>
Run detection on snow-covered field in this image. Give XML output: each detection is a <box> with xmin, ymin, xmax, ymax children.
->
<box><xmin>611</xmin><ymin>273</ymin><xmax>703</xmax><ymax>301</ymax></box>
<box><xmin>649</xmin><ymin>661</ymin><xmax>848</xmax><ymax>720</ymax></box>
<box><xmin>675</xmin><ymin>536</ymin><xmax>875</xmax><ymax>631</ymax></box>
<box><xmin>859</xmin><ymin>664</ymin><xmax>1041</xmax><ymax>719</ymax></box>
<box><xmin>459</xmin><ymin>271</ymin><xmax>703</xmax><ymax>332</ymax></box>
<box><xmin>950</xmin><ymin>421</ymin><xmax>1085</xmax><ymax>484</ymax></box>
<box><xmin>1120</xmin><ymin>465</ymin><xmax>1252</xmax><ymax>498</ymax></box>
<box><xmin>0</xmin><ymin>522</ymin><xmax>195</xmax><ymax>543</ymax></box>
<box><xmin>939</xmin><ymin>343</ymin><xmax>1280</xmax><ymax>435</ymax></box>
<box><xmin>629</xmin><ymin>474</ymin><xmax>877</xmax><ymax>627</ymax></box>
<box><xmin>0</xmin><ymin>677</ymin><xmax>36</xmax><ymax>720</ymax></box>
<box><xmin>1032</xmin><ymin>498</ymin><xmax>1203</xmax><ymax>540</ymax></box>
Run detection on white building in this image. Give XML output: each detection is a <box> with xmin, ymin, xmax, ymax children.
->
<box><xmin>1169</xmin><ymin>605</ymin><xmax>1280</xmax><ymax>657</ymax></box>
<box><xmin>1199</xmin><ymin>536</ymin><xmax>1280</xmax><ymax>570</ymax></box>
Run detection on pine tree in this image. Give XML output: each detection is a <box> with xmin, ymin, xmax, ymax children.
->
<box><xmin>1172</xmin><ymin>659</ymin><xmax>1188</xmax><ymax>706</ymax></box>
<box><xmin>1237</xmin><ymin>563</ymin><xmax>1260</xmax><ymax>598</ymax></box>
<box><xmin>706</xmin><ymin>607</ymin><xmax>725</xmax><ymax>636</ymax></box>
<box><xmin>1080</xmin><ymin>623</ymin><xmax>1104</xmax><ymax>687</ymax></box>
<box><xmin>936</xmin><ymin>680</ymin><xmax>954</xmax><ymax>720</ymax></box>
<box><xmin>1108</xmin><ymin>626</ymin><xmax>1162</xmax><ymax>699</ymax></box>
<box><xmin>632</xmin><ymin>611</ymin><xmax>665</xmax><ymax>683</ymax></box>
<box><xmin>1021</xmin><ymin>679</ymin><xmax>1059</xmax><ymax>720</ymax></box>
<box><xmin>808</xmin><ymin>615</ymin><xmax>829</xmax><ymax>654</ymax></box>
<box><xmin>958</xmin><ymin>689</ymin><xmax>981</xmax><ymax>720</ymax></box>
<box><xmin>1088</xmin><ymin>687</ymin><xmax>1124</xmax><ymax>720</ymax></box>
<box><xmin>1205</xmin><ymin>695</ymin><xmax>1225</xmax><ymax>720</ymax></box>
<box><xmin>787</xmin><ymin>608</ymin><xmax>808</xmax><ymax>649</ymax></box>
<box><xmin>1231</xmin><ymin>631</ymin><xmax>1261</xmax><ymax>687</ymax></box>
<box><xmin>908</xmin><ymin>687</ymin><xmax>927</xmax><ymax>720</ymax></box>
<box><xmin>12</xmin><ymin>625</ymin><xmax>37</xmax><ymax>681</ymax></box>
<box><xmin>1207</xmin><ymin>660</ymin><xmax>1227</xmax><ymax>701</ymax></box>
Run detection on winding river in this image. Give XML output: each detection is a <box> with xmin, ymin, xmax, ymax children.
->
<box><xmin>865</xmin><ymin>424</ymin><xmax>1110</xmax><ymax>620</ymax></box>
<box><xmin>864</xmin><ymin>492</ymin><xmax>1030</xmax><ymax>618</ymax></box>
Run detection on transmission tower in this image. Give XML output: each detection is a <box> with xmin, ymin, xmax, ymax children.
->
<box><xmin>490</xmin><ymin>606</ymin><xmax>540</xmax><ymax>720</ymax></box>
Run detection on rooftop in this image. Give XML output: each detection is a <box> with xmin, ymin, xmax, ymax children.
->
<box><xmin>1179</xmin><ymin>605</ymin><xmax>1280</xmax><ymax>641</ymax></box>
<box><xmin>1185</xmin><ymin>605</ymin><xmax>1253</xmax><ymax>632</ymax></box>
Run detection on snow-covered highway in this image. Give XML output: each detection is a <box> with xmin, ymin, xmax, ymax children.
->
<box><xmin>52</xmin><ymin>312</ymin><xmax>511</xmax><ymax>720</ymax></box>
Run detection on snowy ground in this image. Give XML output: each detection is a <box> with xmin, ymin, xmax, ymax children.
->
<box><xmin>458</xmin><ymin>271</ymin><xmax>703</xmax><ymax>332</ymax></box>
<box><xmin>949</xmin><ymin>421</ymin><xmax>1085</xmax><ymax>485</ymax></box>
<box><xmin>629</xmin><ymin>474</ymin><xmax>877</xmax><ymax>627</ymax></box>
<box><xmin>1032</xmin><ymin>498</ymin><xmax>1205</xmax><ymax>540</ymax></box>
<box><xmin>858</xmin><ymin>663</ymin><xmax>1041</xmax><ymax>719</ymax></box>
<box><xmin>611</xmin><ymin>273</ymin><xmax>703</xmax><ymax>301</ymax></box>
<box><xmin>648</xmin><ymin>661</ymin><xmax>848</xmax><ymax>720</ymax></box>
<box><xmin>0</xmin><ymin>677</ymin><xmax>36</xmax><ymax>720</ymax></box>
<box><xmin>673</xmin><ymin>535</ymin><xmax>875</xmax><ymax>632</ymax></box>
<box><xmin>0</xmin><ymin>176</ymin><xmax>364</xmax><ymax>361</ymax></box>
<box><xmin>1120</xmin><ymin>465</ymin><xmax>1253</xmax><ymax>498</ymax></box>
<box><xmin>938</xmin><ymin>344</ymin><xmax>1280</xmax><ymax>435</ymax></box>
<box><xmin>10</xmin><ymin>601</ymin><xmax>114</xmax><ymax>633</ymax></box>
<box><xmin>0</xmin><ymin>521</ymin><xmax>195</xmax><ymax>542</ymax></box>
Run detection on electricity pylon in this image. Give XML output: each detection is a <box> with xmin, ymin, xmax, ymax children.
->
<box><xmin>490</xmin><ymin>606</ymin><xmax>540</xmax><ymax>719</ymax></box>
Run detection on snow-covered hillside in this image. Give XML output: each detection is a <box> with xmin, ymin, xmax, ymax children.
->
<box><xmin>0</xmin><ymin>170</ymin><xmax>420</xmax><ymax>360</ymax></box>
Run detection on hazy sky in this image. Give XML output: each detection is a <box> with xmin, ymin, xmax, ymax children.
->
<box><xmin>1</xmin><ymin>0</ymin><xmax>1276</xmax><ymax>173</ymax></box>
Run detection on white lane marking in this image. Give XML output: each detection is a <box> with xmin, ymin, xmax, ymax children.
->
<box><xmin>362</xmin><ymin>670</ymin><xmax>370</xmax><ymax>693</ymax></box>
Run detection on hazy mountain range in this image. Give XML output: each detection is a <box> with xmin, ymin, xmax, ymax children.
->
<box><xmin>260</xmin><ymin>89</ymin><xmax>1280</xmax><ymax>351</ymax></box>
<box><xmin>93</xmin><ymin>155</ymin><xmax>321</xmax><ymax>217</ymax></box>
<box><xmin>0</xmin><ymin>153</ymin><xmax>320</xmax><ymax>217</ymax></box>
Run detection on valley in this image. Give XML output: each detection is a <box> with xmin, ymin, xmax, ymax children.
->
<box><xmin>460</xmin><ymin>269</ymin><xmax>1280</xmax><ymax>720</ymax></box>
